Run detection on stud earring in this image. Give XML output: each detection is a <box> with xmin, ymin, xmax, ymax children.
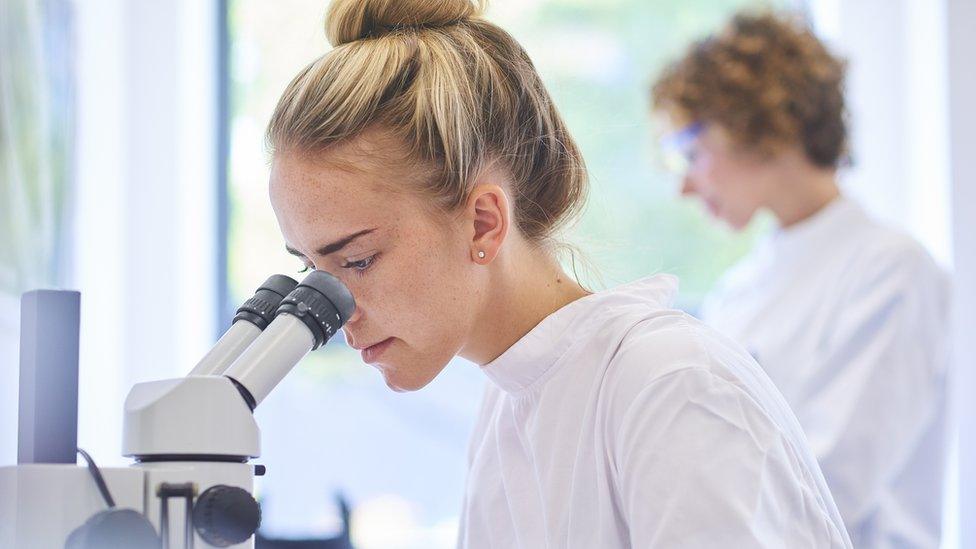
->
<box><xmin>477</xmin><ymin>251</ymin><xmax>486</xmax><ymax>259</ymax></box>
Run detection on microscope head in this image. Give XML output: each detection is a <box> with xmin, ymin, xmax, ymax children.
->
<box><xmin>123</xmin><ymin>270</ymin><xmax>355</xmax><ymax>460</ymax></box>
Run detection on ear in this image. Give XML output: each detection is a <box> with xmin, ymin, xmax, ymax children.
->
<box><xmin>464</xmin><ymin>184</ymin><xmax>510</xmax><ymax>264</ymax></box>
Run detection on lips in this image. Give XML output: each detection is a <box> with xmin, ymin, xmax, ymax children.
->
<box><xmin>359</xmin><ymin>337</ymin><xmax>394</xmax><ymax>364</ymax></box>
<box><xmin>703</xmin><ymin>198</ymin><xmax>720</xmax><ymax>216</ymax></box>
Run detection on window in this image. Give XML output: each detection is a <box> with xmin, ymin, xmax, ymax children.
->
<box><xmin>223</xmin><ymin>1</ymin><xmax>782</xmax><ymax>546</ymax></box>
<box><xmin>0</xmin><ymin>0</ymin><xmax>73</xmax><ymax>297</ymax></box>
<box><xmin>0</xmin><ymin>0</ymin><xmax>74</xmax><ymax>465</ymax></box>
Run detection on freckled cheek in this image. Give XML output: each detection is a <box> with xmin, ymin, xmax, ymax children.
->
<box><xmin>343</xmin><ymin>273</ymin><xmax>389</xmax><ymax>319</ymax></box>
<box><xmin>342</xmin><ymin>258</ymin><xmax>425</xmax><ymax>331</ymax></box>
<box><xmin>395</xmin><ymin>258</ymin><xmax>471</xmax><ymax>347</ymax></box>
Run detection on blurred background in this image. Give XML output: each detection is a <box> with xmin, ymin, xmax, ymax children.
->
<box><xmin>1</xmin><ymin>0</ymin><xmax>973</xmax><ymax>548</ymax></box>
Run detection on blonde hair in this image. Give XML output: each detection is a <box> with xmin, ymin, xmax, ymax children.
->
<box><xmin>267</xmin><ymin>0</ymin><xmax>588</xmax><ymax>244</ymax></box>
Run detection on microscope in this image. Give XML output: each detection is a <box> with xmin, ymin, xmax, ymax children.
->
<box><xmin>0</xmin><ymin>270</ymin><xmax>356</xmax><ymax>548</ymax></box>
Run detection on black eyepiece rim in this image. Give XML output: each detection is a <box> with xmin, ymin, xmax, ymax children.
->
<box><xmin>273</xmin><ymin>271</ymin><xmax>354</xmax><ymax>351</ymax></box>
<box><xmin>294</xmin><ymin>271</ymin><xmax>356</xmax><ymax>324</ymax></box>
<box><xmin>257</xmin><ymin>274</ymin><xmax>299</xmax><ymax>299</ymax></box>
<box><xmin>232</xmin><ymin>275</ymin><xmax>300</xmax><ymax>330</ymax></box>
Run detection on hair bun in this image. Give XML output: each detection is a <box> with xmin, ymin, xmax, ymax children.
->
<box><xmin>326</xmin><ymin>0</ymin><xmax>483</xmax><ymax>46</ymax></box>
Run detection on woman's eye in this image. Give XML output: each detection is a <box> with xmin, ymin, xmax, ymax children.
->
<box><xmin>298</xmin><ymin>262</ymin><xmax>313</xmax><ymax>274</ymax></box>
<box><xmin>342</xmin><ymin>254</ymin><xmax>377</xmax><ymax>273</ymax></box>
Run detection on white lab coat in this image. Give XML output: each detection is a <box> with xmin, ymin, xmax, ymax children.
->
<box><xmin>701</xmin><ymin>196</ymin><xmax>950</xmax><ymax>549</ymax></box>
<box><xmin>457</xmin><ymin>275</ymin><xmax>852</xmax><ymax>549</ymax></box>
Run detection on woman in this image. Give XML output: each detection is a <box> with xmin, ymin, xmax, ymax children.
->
<box><xmin>651</xmin><ymin>12</ymin><xmax>950</xmax><ymax>549</ymax></box>
<box><xmin>267</xmin><ymin>1</ymin><xmax>851</xmax><ymax>546</ymax></box>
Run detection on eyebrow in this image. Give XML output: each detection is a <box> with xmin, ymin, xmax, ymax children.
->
<box><xmin>285</xmin><ymin>228</ymin><xmax>377</xmax><ymax>259</ymax></box>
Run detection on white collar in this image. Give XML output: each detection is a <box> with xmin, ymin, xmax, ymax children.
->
<box><xmin>482</xmin><ymin>275</ymin><xmax>679</xmax><ymax>395</ymax></box>
<box><xmin>770</xmin><ymin>195</ymin><xmax>862</xmax><ymax>251</ymax></box>
<box><xmin>741</xmin><ymin>196</ymin><xmax>865</xmax><ymax>268</ymax></box>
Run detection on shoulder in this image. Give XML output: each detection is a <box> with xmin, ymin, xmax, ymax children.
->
<box><xmin>561</xmin><ymin>279</ymin><xmax>793</xmax><ymax>442</ymax></box>
<box><xmin>602</xmin><ymin>309</ymin><xmax>755</xmax><ymax>390</ymax></box>
<box><xmin>594</xmin><ymin>309</ymin><xmax>774</xmax><ymax>426</ymax></box>
<box><xmin>846</xmin><ymin>211</ymin><xmax>944</xmax><ymax>279</ymax></box>
<box><xmin>839</xmin><ymin>219</ymin><xmax>950</xmax><ymax>313</ymax></box>
<box><xmin>597</xmin><ymin>314</ymin><xmax>817</xmax><ymax>479</ymax></box>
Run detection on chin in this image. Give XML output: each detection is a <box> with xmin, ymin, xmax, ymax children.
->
<box><xmin>726</xmin><ymin>218</ymin><xmax>749</xmax><ymax>231</ymax></box>
<box><xmin>382</xmin><ymin>375</ymin><xmax>433</xmax><ymax>393</ymax></box>
<box><xmin>721</xmin><ymin>211</ymin><xmax>753</xmax><ymax>231</ymax></box>
<box><xmin>378</xmin><ymin>361</ymin><xmax>443</xmax><ymax>393</ymax></box>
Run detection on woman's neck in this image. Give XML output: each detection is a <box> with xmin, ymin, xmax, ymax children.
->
<box><xmin>765</xmin><ymin>164</ymin><xmax>841</xmax><ymax>228</ymax></box>
<box><xmin>460</xmin><ymin>244</ymin><xmax>591</xmax><ymax>366</ymax></box>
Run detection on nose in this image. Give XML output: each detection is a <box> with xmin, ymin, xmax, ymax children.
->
<box><xmin>342</xmin><ymin>293</ymin><xmax>364</xmax><ymax>336</ymax></box>
<box><xmin>341</xmin><ymin>304</ymin><xmax>363</xmax><ymax>347</ymax></box>
<box><xmin>680</xmin><ymin>174</ymin><xmax>697</xmax><ymax>197</ymax></box>
<box><xmin>346</xmin><ymin>303</ymin><xmax>363</xmax><ymax>325</ymax></box>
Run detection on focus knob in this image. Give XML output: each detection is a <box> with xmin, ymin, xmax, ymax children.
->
<box><xmin>192</xmin><ymin>485</ymin><xmax>261</xmax><ymax>547</ymax></box>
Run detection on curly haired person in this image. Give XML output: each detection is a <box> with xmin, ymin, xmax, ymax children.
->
<box><xmin>652</xmin><ymin>12</ymin><xmax>950</xmax><ymax>549</ymax></box>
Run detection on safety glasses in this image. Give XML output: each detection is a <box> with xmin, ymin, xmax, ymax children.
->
<box><xmin>659</xmin><ymin>121</ymin><xmax>704</xmax><ymax>175</ymax></box>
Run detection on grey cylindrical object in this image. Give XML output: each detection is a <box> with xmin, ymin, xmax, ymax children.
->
<box><xmin>187</xmin><ymin>321</ymin><xmax>263</xmax><ymax>377</ymax></box>
<box><xmin>222</xmin><ymin>271</ymin><xmax>354</xmax><ymax>408</ymax></box>
<box><xmin>188</xmin><ymin>274</ymin><xmax>299</xmax><ymax>377</ymax></box>
<box><xmin>275</xmin><ymin>271</ymin><xmax>355</xmax><ymax>350</ymax></box>
<box><xmin>222</xmin><ymin>314</ymin><xmax>315</xmax><ymax>407</ymax></box>
<box><xmin>18</xmin><ymin>290</ymin><xmax>81</xmax><ymax>464</ymax></box>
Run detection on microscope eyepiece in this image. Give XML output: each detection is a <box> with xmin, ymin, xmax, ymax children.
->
<box><xmin>188</xmin><ymin>274</ymin><xmax>301</xmax><ymax>377</ymax></box>
<box><xmin>276</xmin><ymin>270</ymin><xmax>355</xmax><ymax>350</ymax></box>
<box><xmin>223</xmin><ymin>270</ymin><xmax>356</xmax><ymax>408</ymax></box>
<box><xmin>232</xmin><ymin>274</ymin><xmax>299</xmax><ymax>330</ymax></box>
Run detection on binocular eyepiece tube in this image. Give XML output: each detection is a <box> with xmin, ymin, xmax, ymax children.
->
<box><xmin>219</xmin><ymin>270</ymin><xmax>356</xmax><ymax>409</ymax></box>
<box><xmin>187</xmin><ymin>274</ymin><xmax>301</xmax><ymax>377</ymax></box>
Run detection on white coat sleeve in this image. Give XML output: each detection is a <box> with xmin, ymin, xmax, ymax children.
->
<box><xmin>612</xmin><ymin>366</ymin><xmax>849</xmax><ymax>548</ymax></box>
<box><xmin>794</xmin><ymin>247</ymin><xmax>949</xmax><ymax>545</ymax></box>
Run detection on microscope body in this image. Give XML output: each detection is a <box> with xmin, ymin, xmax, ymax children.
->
<box><xmin>2</xmin><ymin>376</ymin><xmax>260</xmax><ymax>548</ymax></box>
<box><xmin>122</xmin><ymin>374</ymin><xmax>262</xmax><ymax>548</ymax></box>
<box><xmin>0</xmin><ymin>272</ymin><xmax>355</xmax><ymax>548</ymax></box>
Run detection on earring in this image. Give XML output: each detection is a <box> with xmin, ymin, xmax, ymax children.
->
<box><xmin>477</xmin><ymin>251</ymin><xmax>486</xmax><ymax>259</ymax></box>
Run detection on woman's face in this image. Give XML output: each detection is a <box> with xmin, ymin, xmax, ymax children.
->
<box><xmin>676</xmin><ymin>124</ymin><xmax>774</xmax><ymax>230</ymax></box>
<box><xmin>269</xmin><ymin>139</ymin><xmax>486</xmax><ymax>392</ymax></box>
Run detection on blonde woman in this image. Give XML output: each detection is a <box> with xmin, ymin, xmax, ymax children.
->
<box><xmin>267</xmin><ymin>1</ymin><xmax>851</xmax><ymax>547</ymax></box>
<box><xmin>652</xmin><ymin>12</ymin><xmax>950</xmax><ymax>549</ymax></box>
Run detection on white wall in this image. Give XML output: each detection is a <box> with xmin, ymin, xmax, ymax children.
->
<box><xmin>810</xmin><ymin>1</ymin><xmax>973</xmax><ymax>547</ymax></box>
<box><xmin>947</xmin><ymin>1</ymin><xmax>976</xmax><ymax>547</ymax></box>
<box><xmin>809</xmin><ymin>0</ymin><xmax>951</xmax><ymax>265</ymax></box>
<box><xmin>0</xmin><ymin>294</ymin><xmax>20</xmax><ymax>463</ymax></box>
